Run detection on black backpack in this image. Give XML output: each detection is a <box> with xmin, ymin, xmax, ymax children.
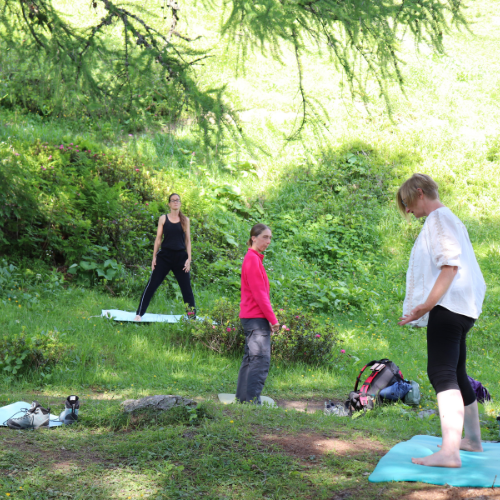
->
<box><xmin>347</xmin><ymin>359</ymin><xmax>404</xmax><ymax>413</ymax></box>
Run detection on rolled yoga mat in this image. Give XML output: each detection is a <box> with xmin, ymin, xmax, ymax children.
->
<box><xmin>369</xmin><ymin>434</ymin><xmax>500</xmax><ymax>487</ymax></box>
<box><xmin>218</xmin><ymin>393</ymin><xmax>277</xmax><ymax>407</ymax></box>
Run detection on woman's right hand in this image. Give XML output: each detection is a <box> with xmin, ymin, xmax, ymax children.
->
<box><xmin>151</xmin><ymin>257</ymin><xmax>157</xmax><ymax>271</ymax></box>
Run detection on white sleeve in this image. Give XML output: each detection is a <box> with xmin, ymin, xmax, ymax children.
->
<box><xmin>426</xmin><ymin>210</ymin><xmax>462</xmax><ymax>269</ymax></box>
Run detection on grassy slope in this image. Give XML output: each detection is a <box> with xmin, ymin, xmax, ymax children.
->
<box><xmin>2</xmin><ymin>0</ymin><xmax>500</xmax><ymax>498</ymax></box>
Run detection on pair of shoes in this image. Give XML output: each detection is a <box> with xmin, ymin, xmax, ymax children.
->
<box><xmin>6</xmin><ymin>401</ymin><xmax>50</xmax><ymax>430</ymax></box>
<box><xmin>59</xmin><ymin>395</ymin><xmax>80</xmax><ymax>424</ymax></box>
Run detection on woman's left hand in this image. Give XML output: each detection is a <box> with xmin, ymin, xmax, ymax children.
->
<box><xmin>398</xmin><ymin>303</ymin><xmax>430</xmax><ymax>326</ymax></box>
<box><xmin>183</xmin><ymin>259</ymin><xmax>191</xmax><ymax>273</ymax></box>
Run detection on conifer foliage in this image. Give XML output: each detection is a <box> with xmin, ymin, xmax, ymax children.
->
<box><xmin>222</xmin><ymin>0</ymin><xmax>466</xmax><ymax>134</ymax></box>
<box><xmin>0</xmin><ymin>0</ymin><xmax>235</xmax><ymax>142</ymax></box>
<box><xmin>0</xmin><ymin>0</ymin><xmax>467</xmax><ymax>137</ymax></box>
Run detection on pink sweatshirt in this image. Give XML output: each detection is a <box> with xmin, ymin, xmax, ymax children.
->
<box><xmin>239</xmin><ymin>248</ymin><xmax>278</xmax><ymax>325</ymax></box>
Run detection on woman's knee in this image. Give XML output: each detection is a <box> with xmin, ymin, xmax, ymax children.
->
<box><xmin>428</xmin><ymin>367</ymin><xmax>460</xmax><ymax>393</ymax></box>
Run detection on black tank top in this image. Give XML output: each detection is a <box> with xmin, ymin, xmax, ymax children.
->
<box><xmin>161</xmin><ymin>215</ymin><xmax>186</xmax><ymax>251</ymax></box>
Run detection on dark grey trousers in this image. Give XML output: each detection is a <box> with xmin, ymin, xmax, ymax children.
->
<box><xmin>236</xmin><ymin>318</ymin><xmax>271</xmax><ymax>404</ymax></box>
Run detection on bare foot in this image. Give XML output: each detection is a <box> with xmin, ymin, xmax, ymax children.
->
<box><xmin>438</xmin><ymin>438</ymin><xmax>483</xmax><ymax>452</ymax></box>
<box><xmin>133</xmin><ymin>315</ymin><xmax>142</xmax><ymax>321</ymax></box>
<box><xmin>412</xmin><ymin>450</ymin><xmax>461</xmax><ymax>468</ymax></box>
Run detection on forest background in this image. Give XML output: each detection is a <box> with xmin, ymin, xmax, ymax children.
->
<box><xmin>1</xmin><ymin>0</ymin><xmax>500</xmax><ymax>498</ymax></box>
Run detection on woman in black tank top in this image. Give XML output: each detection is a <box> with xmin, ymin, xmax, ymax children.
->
<box><xmin>134</xmin><ymin>193</ymin><xmax>196</xmax><ymax>320</ymax></box>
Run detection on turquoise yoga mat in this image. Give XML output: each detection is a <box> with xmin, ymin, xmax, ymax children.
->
<box><xmin>101</xmin><ymin>310</ymin><xmax>185</xmax><ymax>323</ymax></box>
<box><xmin>369</xmin><ymin>435</ymin><xmax>500</xmax><ymax>487</ymax></box>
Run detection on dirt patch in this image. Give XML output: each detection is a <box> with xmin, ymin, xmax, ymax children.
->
<box><xmin>276</xmin><ymin>398</ymin><xmax>342</xmax><ymax>413</ymax></box>
<box><xmin>399</xmin><ymin>486</ymin><xmax>500</xmax><ymax>499</ymax></box>
<box><xmin>330</xmin><ymin>486</ymin><xmax>500</xmax><ymax>500</ymax></box>
<box><xmin>259</xmin><ymin>431</ymin><xmax>388</xmax><ymax>460</ymax></box>
<box><xmin>0</xmin><ymin>431</ymin><xmax>106</xmax><ymax>472</ymax></box>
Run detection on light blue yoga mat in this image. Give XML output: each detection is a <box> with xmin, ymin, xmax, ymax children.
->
<box><xmin>369</xmin><ymin>435</ymin><xmax>500</xmax><ymax>487</ymax></box>
<box><xmin>101</xmin><ymin>310</ymin><xmax>184</xmax><ymax>323</ymax></box>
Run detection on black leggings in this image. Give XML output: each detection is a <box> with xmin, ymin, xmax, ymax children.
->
<box><xmin>427</xmin><ymin>305</ymin><xmax>476</xmax><ymax>406</ymax></box>
<box><xmin>136</xmin><ymin>249</ymin><xmax>195</xmax><ymax>317</ymax></box>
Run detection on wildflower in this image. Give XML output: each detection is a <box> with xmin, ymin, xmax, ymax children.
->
<box><xmin>129</xmin><ymin>134</ymin><xmax>133</xmax><ymax>137</ymax></box>
<box><xmin>226</xmin><ymin>327</ymin><xmax>231</xmax><ymax>332</ymax></box>
<box><xmin>14</xmin><ymin>153</ymin><xmax>19</xmax><ymax>156</ymax></box>
<box><xmin>341</xmin><ymin>349</ymin><xmax>346</xmax><ymax>354</ymax></box>
<box><xmin>187</xmin><ymin>311</ymin><xmax>194</xmax><ymax>316</ymax></box>
<box><xmin>135</xmin><ymin>168</ymin><xmax>139</xmax><ymax>172</ymax></box>
<box><xmin>233</xmin><ymin>328</ymin><xmax>237</xmax><ymax>331</ymax></box>
<box><xmin>213</xmin><ymin>326</ymin><xmax>216</xmax><ymax>329</ymax></box>
<box><xmin>279</xmin><ymin>308</ymin><xmax>284</xmax><ymax>311</ymax></box>
<box><xmin>48</xmin><ymin>155</ymin><xmax>52</xmax><ymax>159</ymax></box>
<box><xmin>70</xmin><ymin>143</ymin><xmax>73</xmax><ymax>145</ymax></box>
<box><xmin>295</xmin><ymin>316</ymin><xmax>300</xmax><ymax>319</ymax></box>
<box><xmin>229</xmin><ymin>420</ymin><xmax>234</xmax><ymax>423</ymax></box>
<box><xmin>282</xmin><ymin>325</ymin><xmax>287</xmax><ymax>329</ymax></box>
<box><xmin>315</xmin><ymin>334</ymin><xmax>321</xmax><ymax>338</ymax></box>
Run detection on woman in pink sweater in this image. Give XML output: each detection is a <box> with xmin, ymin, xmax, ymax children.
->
<box><xmin>236</xmin><ymin>224</ymin><xmax>280</xmax><ymax>404</ymax></box>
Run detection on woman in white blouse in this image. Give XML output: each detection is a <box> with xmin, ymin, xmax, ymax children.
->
<box><xmin>397</xmin><ymin>173</ymin><xmax>486</xmax><ymax>468</ymax></box>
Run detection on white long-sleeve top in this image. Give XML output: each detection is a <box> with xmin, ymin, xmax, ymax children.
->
<box><xmin>403</xmin><ymin>207</ymin><xmax>486</xmax><ymax>327</ymax></box>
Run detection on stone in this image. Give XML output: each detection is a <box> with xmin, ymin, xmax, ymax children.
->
<box><xmin>417</xmin><ymin>409</ymin><xmax>437</xmax><ymax>419</ymax></box>
<box><xmin>121</xmin><ymin>395</ymin><xmax>197</xmax><ymax>413</ymax></box>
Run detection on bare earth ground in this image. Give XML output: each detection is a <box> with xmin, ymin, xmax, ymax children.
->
<box><xmin>2</xmin><ymin>395</ymin><xmax>499</xmax><ymax>499</ymax></box>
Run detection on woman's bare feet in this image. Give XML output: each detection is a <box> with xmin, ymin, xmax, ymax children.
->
<box><xmin>133</xmin><ymin>315</ymin><xmax>142</xmax><ymax>321</ymax></box>
<box><xmin>438</xmin><ymin>438</ymin><xmax>483</xmax><ymax>452</ymax></box>
<box><xmin>412</xmin><ymin>449</ymin><xmax>461</xmax><ymax>468</ymax></box>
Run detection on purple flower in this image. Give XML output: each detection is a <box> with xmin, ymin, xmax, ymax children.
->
<box><xmin>341</xmin><ymin>349</ymin><xmax>346</xmax><ymax>354</ymax></box>
<box><xmin>129</xmin><ymin>134</ymin><xmax>133</xmax><ymax>137</ymax></box>
<box><xmin>295</xmin><ymin>316</ymin><xmax>300</xmax><ymax>319</ymax></box>
<box><xmin>279</xmin><ymin>309</ymin><xmax>284</xmax><ymax>311</ymax></box>
<box><xmin>282</xmin><ymin>325</ymin><xmax>287</xmax><ymax>329</ymax></box>
<box><xmin>70</xmin><ymin>143</ymin><xmax>73</xmax><ymax>145</ymax></box>
<box><xmin>14</xmin><ymin>153</ymin><xmax>20</xmax><ymax>156</ymax></box>
<box><xmin>226</xmin><ymin>327</ymin><xmax>231</xmax><ymax>332</ymax></box>
<box><xmin>135</xmin><ymin>168</ymin><xmax>139</xmax><ymax>172</ymax></box>
<box><xmin>48</xmin><ymin>155</ymin><xmax>52</xmax><ymax>159</ymax></box>
<box><xmin>187</xmin><ymin>311</ymin><xmax>194</xmax><ymax>316</ymax></box>
<box><xmin>315</xmin><ymin>334</ymin><xmax>321</xmax><ymax>338</ymax></box>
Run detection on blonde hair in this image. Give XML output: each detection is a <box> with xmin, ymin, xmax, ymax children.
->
<box><xmin>247</xmin><ymin>224</ymin><xmax>271</xmax><ymax>247</ymax></box>
<box><xmin>396</xmin><ymin>173</ymin><xmax>439</xmax><ymax>216</ymax></box>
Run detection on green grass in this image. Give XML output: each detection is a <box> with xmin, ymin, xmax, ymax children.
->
<box><xmin>2</xmin><ymin>0</ymin><xmax>500</xmax><ymax>498</ymax></box>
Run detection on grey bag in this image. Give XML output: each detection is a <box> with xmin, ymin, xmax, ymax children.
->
<box><xmin>403</xmin><ymin>380</ymin><xmax>421</xmax><ymax>406</ymax></box>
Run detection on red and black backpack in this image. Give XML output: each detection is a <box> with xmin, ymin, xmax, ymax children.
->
<box><xmin>347</xmin><ymin>359</ymin><xmax>404</xmax><ymax>413</ymax></box>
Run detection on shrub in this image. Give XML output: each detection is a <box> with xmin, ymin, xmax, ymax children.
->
<box><xmin>189</xmin><ymin>300</ymin><xmax>245</xmax><ymax>355</ymax></box>
<box><xmin>0</xmin><ymin>329</ymin><xmax>69</xmax><ymax>380</ymax></box>
<box><xmin>189</xmin><ymin>299</ymin><xmax>341</xmax><ymax>364</ymax></box>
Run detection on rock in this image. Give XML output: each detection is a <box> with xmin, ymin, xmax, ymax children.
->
<box><xmin>121</xmin><ymin>395</ymin><xmax>197</xmax><ymax>413</ymax></box>
<box><xmin>417</xmin><ymin>409</ymin><xmax>437</xmax><ymax>419</ymax></box>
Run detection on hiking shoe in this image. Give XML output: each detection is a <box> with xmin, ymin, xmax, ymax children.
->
<box><xmin>59</xmin><ymin>395</ymin><xmax>79</xmax><ymax>425</ymax></box>
<box><xmin>6</xmin><ymin>401</ymin><xmax>50</xmax><ymax>430</ymax></box>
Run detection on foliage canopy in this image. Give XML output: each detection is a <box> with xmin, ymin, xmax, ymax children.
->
<box><xmin>0</xmin><ymin>0</ymin><xmax>467</xmax><ymax>138</ymax></box>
